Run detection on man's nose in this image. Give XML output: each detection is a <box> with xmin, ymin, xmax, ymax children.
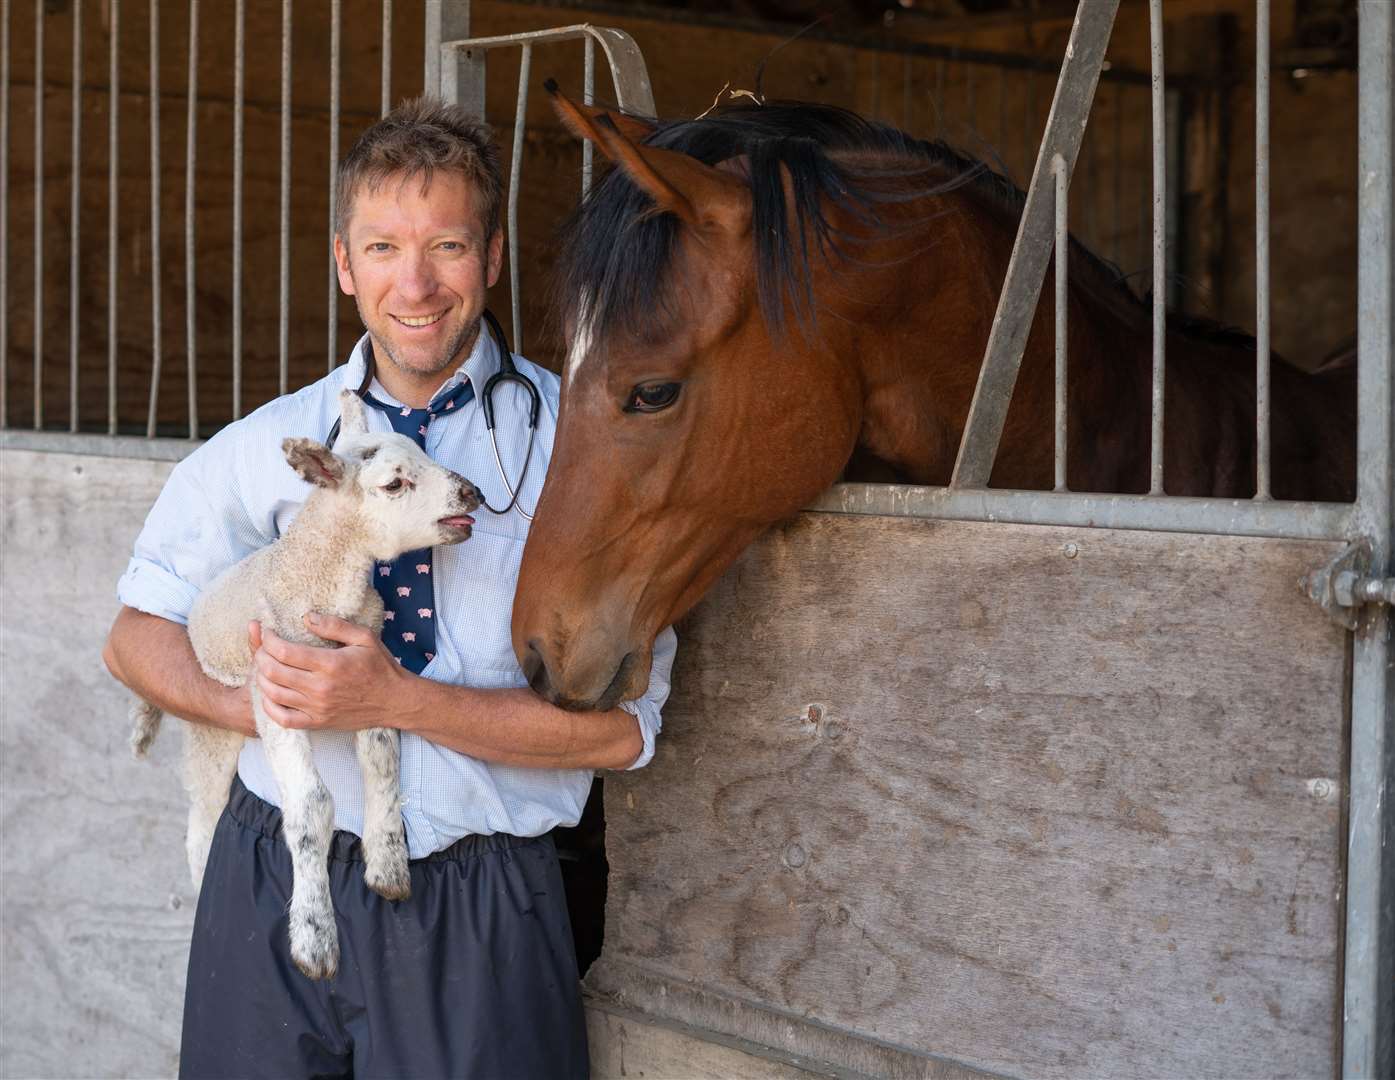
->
<box><xmin>396</xmin><ymin>253</ymin><xmax>438</xmax><ymax>303</ymax></box>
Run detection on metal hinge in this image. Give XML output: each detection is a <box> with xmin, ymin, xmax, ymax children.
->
<box><xmin>1301</xmin><ymin>539</ymin><xmax>1395</xmax><ymax>630</ymax></box>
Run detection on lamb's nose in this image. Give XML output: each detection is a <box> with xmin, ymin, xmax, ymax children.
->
<box><xmin>459</xmin><ymin>479</ymin><xmax>484</xmax><ymax>510</ymax></box>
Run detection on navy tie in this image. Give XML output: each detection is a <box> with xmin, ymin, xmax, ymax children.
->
<box><xmin>362</xmin><ymin>379</ymin><xmax>474</xmax><ymax>673</ymax></box>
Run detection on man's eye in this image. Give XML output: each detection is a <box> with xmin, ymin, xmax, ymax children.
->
<box><xmin>383</xmin><ymin>478</ymin><xmax>405</xmax><ymax>493</ymax></box>
<box><xmin>368</xmin><ymin>242</ymin><xmax>392</xmax><ymax>253</ymax></box>
<box><xmin>625</xmin><ymin>382</ymin><xmax>682</xmax><ymax>413</ymax></box>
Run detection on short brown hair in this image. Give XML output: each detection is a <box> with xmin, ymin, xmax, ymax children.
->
<box><xmin>335</xmin><ymin>96</ymin><xmax>502</xmax><ymax>238</ymax></box>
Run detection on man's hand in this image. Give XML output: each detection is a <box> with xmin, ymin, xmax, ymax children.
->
<box><xmin>251</xmin><ymin>613</ymin><xmax>407</xmax><ymax>731</ymax></box>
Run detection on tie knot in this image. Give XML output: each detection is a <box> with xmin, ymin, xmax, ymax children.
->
<box><xmin>363</xmin><ymin>379</ymin><xmax>474</xmax><ymax>447</ymax></box>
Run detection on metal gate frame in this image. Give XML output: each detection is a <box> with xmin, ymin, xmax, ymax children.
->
<box><xmin>431</xmin><ymin>3</ymin><xmax>1393</xmax><ymax>1075</ymax></box>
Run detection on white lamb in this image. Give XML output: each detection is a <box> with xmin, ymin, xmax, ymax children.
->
<box><xmin>128</xmin><ymin>389</ymin><xmax>483</xmax><ymax>980</ymax></box>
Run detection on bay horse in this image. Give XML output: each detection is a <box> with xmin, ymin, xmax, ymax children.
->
<box><xmin>513</xmin><ymin>85</ymin><xmax>1356</xmax><ymax>712</ymax></box>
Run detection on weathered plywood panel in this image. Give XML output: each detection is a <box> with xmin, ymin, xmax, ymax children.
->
<box><xmin>586</xmin><ymin>1000</ymin><xmax>837</xmax><ymax>1080</ymax></box>
<box><xmin>0</xmin><ymin>450</ymin><xmax>189</xmax><ymax>1079</ymax></box>
<box><xmin>592</xmin><ymin>514</ymin><xmax>1348</xmax><ymax>1080</ymax></box>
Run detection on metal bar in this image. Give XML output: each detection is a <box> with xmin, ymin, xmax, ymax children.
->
<box><xmin>1053</xmin><ymin>154</ymin><xmax>1068</xmax><ymax>493</ymax></box>
<box><xmin>0</xmin><ymin>0</ymin><xmax>8</xmax><ymax>429</ymax></box>
<box><xmin>950</xmin><ymin>0</ymin><xmax>1119</xmax><ymax>489</ymax></box>
<box><xmin>442</xmin><ymin>26</ymin><xmax>654</xmax><ymax>115</ymax></box>
<box><xmin>68</xmin><ymin>0</ymin><xmax>81</xmax><ymax>433</ymax></box>
<box><xmin>1</xmin><ymin>428</ymin><xmax>205</xmax><ymax>460</ymax></box>
<box><xmin>278</xmin><ymin>0</ymin><xmax>290</xmax><ymax>397</ymax></box>
<box><xmin>1255</xmin><ymin>0</ymin><xmax>1271</xmax><ymax>499</ymax></box>
<box><xmin>184</xmin><ymin>0</ymin><xmax>197</xmax><ymax>439</ymax></box>
<box><xmin>1345</xmin><ymin>5</ymin><xmax>1395</xmax><ymax>1075</ymax></box>
<box><xmin>145</xmin><ymin>0</ymin><xmax>160</xmax><ymax>438</ymax></box>
<box><xmin>106</xmin><ymin>0</ymin><xmax>117</xmax><ymax>433</ymax></box>
<box><xmin>809</xmin><ymin>484</ymin><xmax>1356</xmax><ymax>543</ymax></box>
<box><xmin>232</xmin><ymin>0</ymin><xmax>243</xmax><ymax>419</ymax></box>
<box><xmin>328</xmin><ymin>0</ymin><xmax>340</xmax><ymax>373</ymax></box>
<box><xmin>1149</xmin><ymin>0</ymin><xmax>1166</xmax><ymax>493</ymax></box>
<box><xmin>34</xmin><ymin>0</ymin><xmax>43</xmax><ymax>430</ymax></box>
<box><xmin>68</xmin><ymin>0</ymin><xmax>80</xmax><ymax>432</ymax></box>
<box><xmin>381</xmin><ymin>0</ymin><xmax>392</xmax><ymax>116</ymax></box>
<box><xmin>582</xmin><ymin>34</ymin><xmax>594</xmax><ymax>196</ymax></box>
<box><xmin>427</xmin><ymin>0</ymin><xmax>471</xmax><ymax>99</ymax></box>
<box><xmin>507</xmin><ymin>43</ymin><xmax>531</xmax><ymax>354</ymax></box>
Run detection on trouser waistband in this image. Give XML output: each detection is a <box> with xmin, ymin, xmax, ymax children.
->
<box><xmin>226</xmin><ymin>775</ymin><xmax>540</xmax><ymax>864</ymax></box>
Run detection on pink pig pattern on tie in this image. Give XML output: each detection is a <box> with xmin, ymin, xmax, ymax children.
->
<box><xmin>364</xmin><ymin>378</ymin><xmax>474</xmax><ymax>672</ymax></box>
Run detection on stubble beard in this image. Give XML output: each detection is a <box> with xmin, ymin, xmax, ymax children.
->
<box><xmin>362</xmin><ymin>303</ymin><xmax>482</xmax><ymax>386</ymax></box>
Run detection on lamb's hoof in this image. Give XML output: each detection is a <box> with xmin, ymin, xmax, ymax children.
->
<box><xmin>289</xmin><ymin>910</ymin><xmax>339</xmax><ymax>981</ymax></box>
<box><xmin>364</xmin><ymin>855</ymin><xmax>411</xmax><ymax>902</ymax></box>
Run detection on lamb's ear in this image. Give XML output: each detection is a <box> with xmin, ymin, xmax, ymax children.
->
<box><xmin>338</xmin><ymin>388</ymin><xmax>369</xmax><ymax>436</ymax></box>
<box><xmin>283</xmin><ymin>437</ymin><xmax>346</xmax><ymax>489</ymax></box>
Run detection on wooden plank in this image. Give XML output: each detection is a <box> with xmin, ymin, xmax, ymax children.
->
<box><xmin>594</xmin><ymin>513</ymin><xmax>1347</xmax><ymax>1080</ymax></box>
<box><xmin>586</xmin><ymin>999</ymin><xmax>841</xmax><ymax>1080</ymax></box>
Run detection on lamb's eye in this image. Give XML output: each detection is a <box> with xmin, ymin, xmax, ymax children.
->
<box><xmin>383</xmin><ymin>478</ymin><xmax>405</xmax><ymax>494</ymax></box>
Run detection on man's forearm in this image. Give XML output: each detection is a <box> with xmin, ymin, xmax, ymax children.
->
<box><xmin>103</xmin><ymin>606</ymin><xmax>256</xmax><ymax>736</ymax></box>
<box><xmin>398</xmin><ymin>677</ymin><xmax>644</xmax><ymax>771</ymax></box>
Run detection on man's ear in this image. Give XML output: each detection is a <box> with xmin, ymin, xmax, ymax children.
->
<box><xmin>487</xmin><ymin>227</ymin><xmax>504</xmax><ymax>290</ymax></box>
<box><xmin>545</xmin><ymin>80</ymin><xmax>750</xmax><ymax>238</ymax></box>
<box><xmin>334</xmin><ymin>234</ymin><xmax>356</xmax><ymax>296</ymax></box>
<box><xmin>283</xmin><ymin>438</ymin><xmax>347</xmax><ymax>489</ymax></box>
<box><xmin>337</xmin><ymin>388</ymin><xmax>369</xmax><ymax>437</ymax></box>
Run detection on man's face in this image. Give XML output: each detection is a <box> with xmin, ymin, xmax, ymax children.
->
<box><xmin>335</xmin><ymin>172</ymin><xmax>503</xmax><ymax>394</ymax></box>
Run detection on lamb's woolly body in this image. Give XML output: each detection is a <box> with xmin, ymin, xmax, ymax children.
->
<box><xmin>128</xmin><ymin>389</ymin><xmax>482</xmax><ymax>981</ymax></box>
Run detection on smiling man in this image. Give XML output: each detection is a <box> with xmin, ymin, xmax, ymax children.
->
<box><xmin>103</xmin><ymin>98</ymin><xmax>676</xmax><ymax>1080</ymax></box>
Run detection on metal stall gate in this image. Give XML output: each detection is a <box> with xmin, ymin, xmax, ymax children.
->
<box><xmin>430</xmin><ymin>4</ymin><xmax>1393</xmax><ymax>1078</ymax></box>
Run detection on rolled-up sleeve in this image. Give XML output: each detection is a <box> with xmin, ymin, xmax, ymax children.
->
<box><xmin>116</xmin><ymin>424</ymin><xmax>282</xmax><ymax>624</ymax></box>
<box><xmin>617</xmin><ymin>624</ymin><xmax>677</xmax><ymax>771</ymax></box>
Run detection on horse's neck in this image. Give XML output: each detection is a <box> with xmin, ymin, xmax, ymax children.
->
<box><xmin>844</xmin><ymin>188</ymin><xmax>1274</xmax><ymax>496</ymax></box>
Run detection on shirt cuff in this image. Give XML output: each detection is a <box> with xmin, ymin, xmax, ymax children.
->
<box><xmin>617</xmin><ymin>696</ymin><xmax>663</xmax><ymax>771</ymax></box>
<box><xmin>116</xmin><ymin>558</ymin><xmax>200</xmax><ymax>626</ymax></box>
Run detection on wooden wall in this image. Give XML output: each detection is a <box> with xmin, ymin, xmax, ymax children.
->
<box><xmin>1</xmin><ymin>0</ymin><xmax>1360</xmax><ymax>433</ymax></box>
<box><xmin>591</xmin><ymin>513</ymin><xmax>1349</xmax><ymax>1078</ymax></box>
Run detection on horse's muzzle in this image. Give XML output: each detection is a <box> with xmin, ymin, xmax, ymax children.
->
<box><xmin>523</xmin><ymin>639</ymin><xmax>639</xmax><ymax>712</ymax></box>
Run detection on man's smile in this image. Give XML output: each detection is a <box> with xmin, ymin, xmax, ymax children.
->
<box><xmin>392</xmin><ymin>310</ymin><xmax>449</xmax><ymax>328</ymax></box>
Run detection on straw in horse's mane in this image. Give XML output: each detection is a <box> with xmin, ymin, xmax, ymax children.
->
<box><xmin>553</xmin><ymin>99</ymin><xmax>1254</xmax><ymax>358</ymax></box>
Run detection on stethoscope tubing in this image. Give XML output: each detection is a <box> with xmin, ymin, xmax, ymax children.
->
<box><xmin>325</xmin><ymin>310</ymin><xmax>539</xmax><ymax>520</ymax></box>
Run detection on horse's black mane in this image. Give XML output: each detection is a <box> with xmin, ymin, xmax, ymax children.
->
<box><xmin>554</xmin><ymin>99</ymin><xmax>1250</xmax><ymax>355</ymax></box>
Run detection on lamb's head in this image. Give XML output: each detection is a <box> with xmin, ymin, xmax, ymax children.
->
<box><xmin>282</xmin><ymin>390</ymin><xmax>484</xmax><ymax>561</ymax></box>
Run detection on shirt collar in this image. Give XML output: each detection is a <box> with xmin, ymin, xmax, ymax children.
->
<box><xmin>343</xmin><ymin>323</ymin><xmax>503</xmax><ymax>410</ymax></box>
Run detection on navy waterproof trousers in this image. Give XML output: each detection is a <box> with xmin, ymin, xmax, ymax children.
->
<box><xmin>178</xmin><ymin>778</ymin><xmax>589</xmax><ymax>1079</ymax></box>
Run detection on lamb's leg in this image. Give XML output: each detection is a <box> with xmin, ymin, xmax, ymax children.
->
<box><xmin>252</xmin><ymin>683</ymin><xmax>339</xmax><ymax>980</ymax></box>
<box><xmin>355</xmin><ymin>727</ymin><xmax>411</xmax><ymax>901</ymax></box>
<box><xmin>181</xmin><ymin>723</ymin><xmax>245</xmax><ymax>889</ymax></box>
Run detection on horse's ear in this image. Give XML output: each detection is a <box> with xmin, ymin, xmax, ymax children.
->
<box><xmin>544</xmin><ymin>82</ymin><xmax>658</xmax><ymax>144</ymax></box>
<box><xmin>546</xmin><ymin>80</ymin><xmax>749</xmax><ymax>237</ymax></box>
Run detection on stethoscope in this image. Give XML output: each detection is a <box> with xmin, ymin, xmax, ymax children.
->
<box><xmin>326</xmin><ymin>308</ymin><xmax>540</xmax><ymax>520</ymax></box>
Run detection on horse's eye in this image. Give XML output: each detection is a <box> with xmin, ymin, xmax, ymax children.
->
<box><xmin>383</xmin><ymin>478</ymin><xmax>405</xmax><ymax>493</ymax></box>
<box><xmin>626</xmin><ymin>382</ymin><xmax>682</xmax><ymax>413</ymax></box>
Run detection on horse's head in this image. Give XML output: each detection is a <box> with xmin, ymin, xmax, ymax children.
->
<box><xmin>513</xmin><ymin>88</ymin><xmax>865</xmax><ymax>711</ymax></box>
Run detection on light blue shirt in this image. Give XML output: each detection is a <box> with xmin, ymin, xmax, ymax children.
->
<box><xmin>117</xmin><ymin>329</ymin><xmax>676</xmax><ymax>855</ymax></box>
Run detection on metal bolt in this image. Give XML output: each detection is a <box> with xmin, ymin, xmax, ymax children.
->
<box><xmin>1307</xmin><ymin>778</ymin><xmax>1337</xmax><ymax>802</ymax></box>
<box><xmin>783</xmin><ymin>842</ymin><xmax>808</xmax><ymax>869</ymax></box>
<box><xmin>169</xmin><ymin>894</ymin><xmax>183</xmax><ymax>910</ymax></box>
<box><xmin>1063</xmin><ymin>543</ymin><xmax>1079</xmax><ymax>559</ymax></box>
